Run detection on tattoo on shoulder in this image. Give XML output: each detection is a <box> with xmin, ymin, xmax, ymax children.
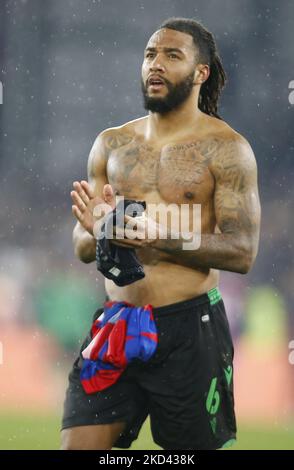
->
<box><xmin>212</xmin><ymin>139</ymin><xmax>254</xmax><ymax>190</ymax></box>
<box><xmin>104</xmin><ymin>132</ymin><xmax>133</xmax><ymax>151</ymax></box>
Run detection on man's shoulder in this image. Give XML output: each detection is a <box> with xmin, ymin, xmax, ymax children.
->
<box><xmin>202</xmin><ymin>115</ymin><xmax>255</xmax><ymax>163</ymax></box>
<box><xmin>203</xmin><ymin>115</ymin><xmax>248</xmax><ymax>147</ymax></box>
<box><xmin>203</xmin><ymin>118</ymin><xmax>257</xmax><ymax>177</ymax></box>
<box><xmin>99</xmin><ymin>116</ymin><xmax>147</xmax><ymax>145</ymax></box>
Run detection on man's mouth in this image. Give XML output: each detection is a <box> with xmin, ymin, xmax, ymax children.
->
<box><xmin>148</xmin><ymin>77</ymin><xmax>166</xmax><ymax>91</ymax></box>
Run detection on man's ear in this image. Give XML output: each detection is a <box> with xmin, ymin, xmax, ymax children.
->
<box><xmin>194</xmin><ymin>64</ymin><xmax>210</xmax><ymax>85</ymax></box>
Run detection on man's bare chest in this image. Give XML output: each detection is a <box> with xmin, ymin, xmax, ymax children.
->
<box><xmin>106</xmin><ymin>137</ymin><xmax>217</xmax><ymax>204</ymax></box>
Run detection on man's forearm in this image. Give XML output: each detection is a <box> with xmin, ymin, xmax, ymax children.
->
<box><xmin>73</xmin><ymin>225</ymin><xmax>96</xmax><ymax>263</ymax></box>
<box><xmin>154</xmin><ymin>230</ymin><xmax>254</xmax><ymax>274</ymax></box>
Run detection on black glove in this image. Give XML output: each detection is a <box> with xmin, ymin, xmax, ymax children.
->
<box><xmin>96</xmin><ymin>199</ymin><xmax>146</xmax><ymax>286</ymax></box>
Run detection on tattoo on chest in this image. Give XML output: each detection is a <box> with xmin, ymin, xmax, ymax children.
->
<box><xmin>159</xmin><ymin>140</ymin><xmax>218</xmax><ymax>189</ymax></box>
<box><xmin>102</xmin><ymin>132</ymin><xmax>258</xmax><ymax>241</ymax></box>
<box><xmin>106</xmin><ymin>136</ymin><xmax>160</xmax><ymax>192</ymax></box>
<box><xmin>105</xmin><ymin>133</ymin><xmax>221</xmax><ymax>197</ymax></box>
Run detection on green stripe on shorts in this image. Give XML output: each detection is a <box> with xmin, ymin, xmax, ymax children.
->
<box><xmin>208</xmin><ymin>287</ymin><xmax>222</xmax><ymax>305</ymax></box>
<box><xmin>221</xmin><ymin>438</ymin><xmax>236</xmax><ymax>449</ymax></box>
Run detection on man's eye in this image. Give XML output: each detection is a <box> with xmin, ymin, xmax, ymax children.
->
<box><xmin>146</xmin><ymin>53</ymin><xmax>155</xmax><ymax>58</ymax></box>
<box><xmin>169</xmin><ymin>54</ymin><xmax>179</xmax><ymax>59</ymax></box>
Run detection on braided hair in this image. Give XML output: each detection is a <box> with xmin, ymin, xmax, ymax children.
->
<box><xmin>159</xmin><ymin>17</ymin><xmax>227</xmax><ymax>119</ymax></box>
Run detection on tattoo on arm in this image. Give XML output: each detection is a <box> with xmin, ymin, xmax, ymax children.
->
<box><xmin>213</xmin><ymin>138</ymin><xmax>260</xmax><ymax>238</ymax></box>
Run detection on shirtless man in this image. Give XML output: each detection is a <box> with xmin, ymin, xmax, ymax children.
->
<box><xmin>61</xmin><ymin>18</ymin><xmax>260</xmax><ymax>450</ymax></box>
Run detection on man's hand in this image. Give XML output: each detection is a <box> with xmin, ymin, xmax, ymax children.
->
<box><xmin>112</xmin><ymin>213</ymin><xmax>168</xmax><ymax>249</ymax></box>
<box><xmin>71</xmin><ymin>181</ymin><xmax>115</xmax><ymax>236</ymax></box>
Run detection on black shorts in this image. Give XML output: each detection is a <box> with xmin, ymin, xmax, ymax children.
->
<box><xmin>61</xmin><ymin>288</ymin><xmax>236</xmax><ymax>450</ymax></box>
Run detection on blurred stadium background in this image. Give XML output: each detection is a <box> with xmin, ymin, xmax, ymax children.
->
<box><xmin>0</xmin><ymin>0</ymin><xmax>293</xmax><ymax>450</ymax></box>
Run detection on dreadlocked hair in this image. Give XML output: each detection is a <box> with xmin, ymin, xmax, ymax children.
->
<box><xmin>159</xmin><ymin>17</ymin><xmax>227</xmax><ymax>119</ymax></box>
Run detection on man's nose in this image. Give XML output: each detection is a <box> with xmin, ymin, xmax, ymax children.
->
<box><xmin>149</xmin><ymin>58</ymin><xmax>165</xmax><ymax>73</ymax></box>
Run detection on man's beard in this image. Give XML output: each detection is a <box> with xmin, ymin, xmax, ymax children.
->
<box><xmin>141</xmin><ymin>70</ymin><xmax>195</xmax><ymax>114</ymax></box>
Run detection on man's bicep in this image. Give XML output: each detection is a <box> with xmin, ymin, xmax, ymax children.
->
<box><xmin>213</xmin><ymin>138</ymin><xmax>261</xmax><ymax>237</ymax></box>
